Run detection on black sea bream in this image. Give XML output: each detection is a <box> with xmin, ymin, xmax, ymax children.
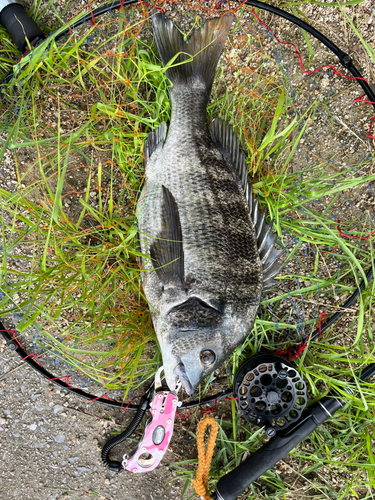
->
<box><xmin>137</xmin><ymin>12</ymin><xmax>284</xmax><ymax>395</ymax></box>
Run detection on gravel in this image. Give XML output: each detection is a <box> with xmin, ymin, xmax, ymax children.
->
<box><xmin>0</xmin><ymin>346</ymin><xmax>187</xmax><ymax>500</ymax></box>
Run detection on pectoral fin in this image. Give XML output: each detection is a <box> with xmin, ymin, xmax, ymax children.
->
<box><xmin>150</xmin><ymin>186</ymin><xmax>184</xmax><ymax>286</ymax></box>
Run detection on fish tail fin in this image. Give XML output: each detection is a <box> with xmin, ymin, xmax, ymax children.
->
<box><xmin>152</xmin><ymin>12</ymin><xmax>234</xmax><ymax>90</ymax></box>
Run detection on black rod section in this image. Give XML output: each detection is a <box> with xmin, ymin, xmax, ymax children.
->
<box><xmin>0</xmin><ymin>1</ymin><xmax>45</xmax><ymax>52</ymax></box>
<box><xmin>213</xmin><ymin>397</ymin><xmax>343</xmax><ymax>500</ymax></box>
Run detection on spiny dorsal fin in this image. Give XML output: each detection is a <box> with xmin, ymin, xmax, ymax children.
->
<box><xmin>150</xmin><ymin>186</ymin><xmax>184</xmax><ymax>286</ymax></box>
<box><xmin>210</xmin><ymin>118</ymin><xmax>249</xmax><ymax>195</ymax></box>
<box><xmin>151</xmin><ymin>12</ymin><xmax>234</xmax><ymax>90</ymax></box>
<box><xmin>144</xmin><ymin>121</ymin><xmax>167</xmax><ymax>166</ymax></box>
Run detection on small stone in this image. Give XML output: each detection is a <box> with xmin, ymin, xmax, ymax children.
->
<box><xmin>54</xmin><ymin>434</ymin><xmax>65</xmax><ymax>443</ymax></box>
<box><xmin>29</xmin><ymin>424</ymin><xmax>37</xmax><ymax>431</ymax></box>
<box><xmin>0</xmin><ymin>418</ymin><xmax>6</xmax><ymax>425</ymax></box>
<box><xmin>68</xmin><ymin>457</ymin><xmax>79</xmax><ymax>463</ymax></box>
<box><xmin>53</xmin><ymin>405</ymin><xmax>64</xmax><ymax>414</ymax></box>
<box><xmin>104</xmin><ymin>479</ymin><xmax>110</xmax><ymax>485</ymax></box>
<box><xmin>76</xmin><ymin>466</ymin><xmax>90</xmax><ymax>472</ymax></box>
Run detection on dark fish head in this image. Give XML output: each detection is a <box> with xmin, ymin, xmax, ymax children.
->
<box><xmin>157</xmin><ymin>296</ymin><xmax>250</xmax><ymax>395</ymax></box>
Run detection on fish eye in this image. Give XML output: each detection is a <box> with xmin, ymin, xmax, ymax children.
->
<box><xmin>200</xmin><ymin>349</ymin><xmax>216</xmax><ymax>366</ymax></box>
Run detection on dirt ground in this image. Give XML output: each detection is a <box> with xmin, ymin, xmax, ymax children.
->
<box><xmin>0</xmin><ymin>1</ymin><xmax>375</xmax><ymax>500</ymax></box>
<box><xmin>0</xmin><ymin>342</ymin><xmax>189</xmax><ymax>500</ymax></box>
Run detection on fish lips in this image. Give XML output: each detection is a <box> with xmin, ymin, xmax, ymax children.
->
<box><xmin>174</xmin><ymin>362</ymin><xmax>194</xmax><ymax>395</ymax></box>
<box><xmin>162</xmin><ymin>350</ymin><xmax>197</xmax><ymax>396</ymax></box>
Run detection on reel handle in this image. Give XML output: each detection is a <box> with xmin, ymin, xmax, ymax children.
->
<box><xmin>0</xmin><ymin>1</ymin><xmax>45</xmax><ymax>52</ymax></box>
<box><xmin>213</xmin><ymin>397</ymin><xmax>343</xmax><ymax>500</ymax></box>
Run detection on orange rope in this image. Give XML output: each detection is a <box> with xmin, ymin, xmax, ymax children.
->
<box><xmin>192</xmin><ymin>416</ymin><xmax>219</xmax><ymax>500</ymax></box>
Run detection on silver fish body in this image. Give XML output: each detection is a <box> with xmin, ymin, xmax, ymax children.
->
<box><xmin>137</xmin><ymin>13</ymin><xmax>284</xmax><ymax>394</ymax></box>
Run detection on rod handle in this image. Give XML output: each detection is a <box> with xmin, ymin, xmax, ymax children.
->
<box><xmin>0</xmin><ymin>2</ymin><xmax>45</xmax><ymax>52</ymax></box>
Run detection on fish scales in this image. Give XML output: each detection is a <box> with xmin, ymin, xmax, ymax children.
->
<box><xmin>136</xmin><ymin>12</ymin><xmax>283</xmax><ymax>395</ymax></box>
<box><xmin>140</xmin><ymin>87</ymin><xmax>261</xmax><ymax>305</ymax></box>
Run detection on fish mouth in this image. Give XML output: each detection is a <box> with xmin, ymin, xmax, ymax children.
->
<box><xmin>174</xmin><ymin>362</ymin><xmax>194</xmax><ymax>395</ymax></box>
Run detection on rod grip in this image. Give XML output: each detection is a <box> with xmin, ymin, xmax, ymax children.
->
<box><xmin>0</xmin><ymin>3</ymin><xmax>44</xmax><ymax>52</ymax></box>
<box><xmin>214</xmin><ymin>398</ymin><xmax>342</xmax><ymax>500</ymax></box>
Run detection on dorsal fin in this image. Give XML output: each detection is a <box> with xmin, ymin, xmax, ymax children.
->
<box><xmin>256</xmin><ymin>212</ymin><xmax>286</xmax><ymax>292</ymax></box>
<box><xmin>210</xmin><ymin>118</ymin><xmax>248</xmax><ymax>195</ymax></box>
<box><xmin>210</xmin><ymin>117</ymin><xmax>254</xmax><ymax>214</ymax></box>
<box><xmin>144</xmin><ymin>121</ymin><xmax>167</xmax><ymax>166</ymax></box>
<box><xmin>210</xmin><ymin>117</ymin><xmax>285</xmax><ymax>291</ymax></box>
<box><xmin>150</xmin><ymin>186</ymin><xmax>184</xmax><ymax>287</ymax></box>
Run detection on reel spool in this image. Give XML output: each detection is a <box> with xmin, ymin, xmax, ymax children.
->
<box><xmin>234</xmin><ymin>354</ymin><xmax>307</xmax><ymax>435</ymax></box>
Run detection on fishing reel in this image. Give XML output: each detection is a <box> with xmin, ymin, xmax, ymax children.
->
<box><xmin>233</xmin><ymin>354</ymin><xmax>307</xmax><ymax>436</ymax></box>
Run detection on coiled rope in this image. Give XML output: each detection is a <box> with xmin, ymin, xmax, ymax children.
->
<box><xmin>192</xmin><ymin>416</ymin><xmax>219</xmax><ymax>500</ymax></box>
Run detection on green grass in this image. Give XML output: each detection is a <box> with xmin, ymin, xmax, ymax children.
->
<box><xmin>0</xmin><ymin>1</ymin><xmax>374</xmax><ymax>499</ymax></box>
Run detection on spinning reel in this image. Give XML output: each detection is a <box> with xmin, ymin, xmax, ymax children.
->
<box><xmin>234</xmin><ymin>354</ymin><xmax>307</xmax><ymax>436</ymax></box>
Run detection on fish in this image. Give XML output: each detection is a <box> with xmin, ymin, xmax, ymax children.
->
<box><xmin>136</xmin><ymin>12</ymin><xmax>285</xmax><ymax>395</ymax></box>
